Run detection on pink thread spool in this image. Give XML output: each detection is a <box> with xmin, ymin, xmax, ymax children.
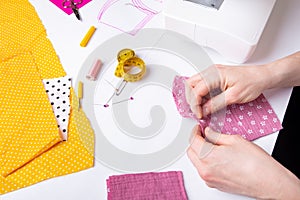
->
<box><xmin>86</xmin><ymin>59</ymin><xmax>102</xmax><ymax>81</ymax></box>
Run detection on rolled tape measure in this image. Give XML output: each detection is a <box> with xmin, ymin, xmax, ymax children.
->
<box><xmin>117</xmin><ymin>48</ymin><xmax>135</xmax><ymax>62</ymax></box>
<box><xmin>114</xmin><ymin>49</ymin><xmax>146</xmax><ymax>82</ymax></box>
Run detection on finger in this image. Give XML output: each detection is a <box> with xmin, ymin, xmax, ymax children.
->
<box><xmin>192</xmin><ymin>79</ymin><xmax>210</xmax><ymax>101</ymax></box>
<box><xmin>187</xmin><ymin>80</ymin><xmax>211</xmax><ymax>118</ymax></box>
<box><xmin>189</xmin><ymin>92</ymin><xmax>202</xmax><ymax>118</ymax></box>
<box><xmin>185</xmin><ymin>79</ymin><xmax>208</xmax><ymax>104</ymax></box>
<box><xmin>202</xmin><ymin>91</ymin><xmax>228</xmax><ymax>117</ymax></box>
<box><xmin>204</xmin><ymin>127</ymin><xmax>223</xmax><ymax>145</ymax></box>
<box><xmin>190</xmin><ymin>131</ymin><xmax>215</xmax><ymax>159</ymax></box>
<box><xmin>189</xmin><ymin>124</ymin><xmax>202</xmax><ymax>144</ymax></box>
<box><xmin>188</xmin><ymin>65</ymin><xmax>220</xmax><ymax>94</ymax></box>
<box><xmin>190</xmin><ymin>65</ymin><xmax>223</xmax><ymax>110</ymax></box>
<box><xmin>202</xmin><ymin>86</ymin><xmax>239</xmax><ymax>116</ymax></box>
<box><xmin>187</xmin><ymin>147</ymin><xmax>202</xmax><ymax>170</ymax></box>
<box><xmin>199</xmin><ymin>65</ymin><xmax>222</xmax><ymax>91</ymax></box>
<box><xmin>184</xmin><ymin>80</ymin><xmax>192</xmax><ymax>105</ymax></box>
<box><xmin>187</xmin><ymin>64</ymin><xmax>221</xmax><ymax>88</ymax></box>
<box><xmin>190</xmin><ymin>104</ymin><xmax>202</xmax><ymax>119</ymax></box>
<box><xmin>204</xmin><ymin>127</ymin><xmax>241</xmax><ymax>145</ymax></box>
<box><xmin>202</xmin><ymin>94</ymin><xmax>210</xmax><ymax>104</ymax></box>
<box><xmin>186</xmin><ymin>65</ymin><xmax>224</xmax><ymax>118</ymax></box>
<box><xmin>190</xmin><ymin>131</ymin><xmax>206</xmax><ymax>152</ymax></box>
<box><xmin>185</xmin><ymin>81</ymin><xmax>202</xmax><ymax>118</ymax></box>
<box><xmin>186</xmin><ymin>73</ymin><xmax>203</xmax><ymax>88</ymax></box>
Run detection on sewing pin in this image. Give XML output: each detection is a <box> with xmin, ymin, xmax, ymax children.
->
<box><xmin>112</xmin><ymin>97</ymin><xmax>134</xmax><ymax>105</ymax></box>
<box><xmin>104</xmin><ymin>79</ymin><xmax>127</xmax><ymax>96</ymax></box>
<box><xmin>94</xmin><ymin>97</ymin><xmax>134</xmax><ymax>108</ymax></box>
<box><xmin>115</xmin><ymin>80</ymin><xmax>127</xmax><ymax>96</ymax></box>
<box><xmin>105</xmin><ymin>79</ymin><xmax>118</xmax><ymax>91</ymax></box>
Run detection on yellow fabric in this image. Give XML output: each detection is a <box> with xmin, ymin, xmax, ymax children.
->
<box><xmin>0</xmin><ymin>0</ymin><xmax>94</xmax><ymax>194</ymax></box>
<box><xmin>0</xmin><ymin>52</ymin><xmax>62</xmax><ymax>178</ymax></box>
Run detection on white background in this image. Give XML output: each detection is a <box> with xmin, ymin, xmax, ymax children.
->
<box><xmin>1</xmin><ymin>0</ymin><xmax>300</xmax><ymax>199</ymax></box>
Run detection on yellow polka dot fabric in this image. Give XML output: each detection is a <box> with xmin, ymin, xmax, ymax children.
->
<box><xmin>0</xmin><ymin>52</ymin><xmax>62</xmax><ymax>178</ymax></box>
<box><xmin>0</xmin><ymin>0</ymin><xmax>94</xmax><ymax>194</ymax></box>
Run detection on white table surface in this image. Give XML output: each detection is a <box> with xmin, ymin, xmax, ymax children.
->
<box><xmin>1</xmin><ymin>0</ymin><xmax>300</xmax><ymax>199</ymax></box>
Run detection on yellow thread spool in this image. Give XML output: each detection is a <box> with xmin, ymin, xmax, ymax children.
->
<box><xmin>80</xmin><ymin>26</ymin><xmax>96</xmax><ymax>47</ymax></box>
<box><xmin>78</xmin><ymin>81</ymin><xmax>83</xmax><ymax>110</ymax></box>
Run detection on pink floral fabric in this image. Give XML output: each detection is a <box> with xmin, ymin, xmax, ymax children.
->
<box><xmin>106</xmin><ymin>171</ymin><xmax>188</xmax><ymax>200</ymax></box>
<box><xmin>172</xmin><ymin>76</ymin><xmax>283</xmax><ymax>141</ymax></box>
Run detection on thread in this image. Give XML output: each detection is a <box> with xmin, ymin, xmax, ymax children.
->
<box><xmin>78</xmin><ymin>81</ymin><xmax>83</xmax><ymax>109</ymax></box>
<box><xmin>80</xmin><ymin>26</ymin><xmax>96</xmax><ymax>47</ymax></box>
<box><xmin>78</xmin><ymin>81</ymin><xmax>83</xmax><ymax>99</ymax></box>
<box><xmin>86</xmin><ymin>59</ymin><xmax>102</xmax><ymax>81</ymax></box>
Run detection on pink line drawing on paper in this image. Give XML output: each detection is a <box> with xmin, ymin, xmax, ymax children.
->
<box><xmin>97</xmin><ymin>0</ymin><xmax>162</xmax><ymax>35</ymax></box>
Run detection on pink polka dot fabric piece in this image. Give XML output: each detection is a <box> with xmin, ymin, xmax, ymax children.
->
<box><xmin>172</xmin><ymin>76</ymin><xmax>283</xmax><ymax>141</ymax></box>
<box><xmin>106</xmin><ymin>171</ymin><xmax>188</xmax><ymax>200</ymax></box>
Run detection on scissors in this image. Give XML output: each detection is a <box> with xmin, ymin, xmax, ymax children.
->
<box><xmin>62</xmin><ymin>0</ymin><xmax>82</xmax><ymax>20</ymax></box>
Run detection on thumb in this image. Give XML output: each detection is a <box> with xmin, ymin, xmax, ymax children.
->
<box><xmin>202</xmin><ymin>88</ymin><xmax>235</xmax><ymax>117</ymax></box>
<box><xmin>204</xmin><ymin>127</ymin><xmax>238</xmax><ymax>145</ymax></box>
<box><xmin>186</xmin><ymin>65</ymin><xmax>223</xmax><ymax>118</ymax></box>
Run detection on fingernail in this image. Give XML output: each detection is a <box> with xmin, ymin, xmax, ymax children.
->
<box><xmin>204</xmin><ymin>127</ymin><xmax>220</xmax><ymax>144</ymax></box>
<box><xmin>203</xmin><ymin>106</ymin><xmax>209</xmax><ymax>117</ymax></box>
<box><xmin>192</xmin><ymin>105</ymin><xmax>201</xmax><ymax>119</ymax></box>
<box><xmin>196</xmin><ymin>112</ymin><xmax>202</xmax><ymax>119</ymax></box>
<box><xmin>205</xmin><ymin>127</ymin><xmax>211</xmax><ymax>134</ymax></box>
<box><xmin>196</xmin><ymin>108</ymin><xmax>202</xmax><ymax>119</ymax></box>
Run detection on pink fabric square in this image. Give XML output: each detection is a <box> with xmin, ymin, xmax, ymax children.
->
<box><xmin>50</xmin><ymin>0</ymin><xmax>92</xmax><ymax>15</ymax></box>
<box><xmin>106</xmin><ymin>171</ymin><xmax>188</xmax><ymax>200</ymax></box>
<box><xmin>172</xmin><ymin>76</ymin><xmax>283</xmax><ymax>141</ymax></box>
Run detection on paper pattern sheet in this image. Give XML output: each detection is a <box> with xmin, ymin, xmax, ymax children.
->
<box><xmin>98</xmin><ymin>0</ymin><xmax>162</xmax><ymax>35</ymax></box>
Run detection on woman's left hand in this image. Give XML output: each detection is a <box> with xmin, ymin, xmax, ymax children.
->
<box><xmin>187</xmin><ymin>125</ymin><xmax>300</xmax><ymax>200</ymax></box>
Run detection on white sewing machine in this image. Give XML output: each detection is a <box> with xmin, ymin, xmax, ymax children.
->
<box><xmin>163</xmin><ymin>0</ymin><xmax>277</xmax><ymax>63</ymax></box>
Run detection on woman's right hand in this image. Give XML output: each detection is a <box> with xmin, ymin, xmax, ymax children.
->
<box><xmin>185</xmin><ymin>64</ymin><xmax>271</xmax><ymax>118</ymax></box>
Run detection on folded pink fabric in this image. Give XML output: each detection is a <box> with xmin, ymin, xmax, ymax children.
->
<box><xmin>106</xmin><ymin>171</ymin><xmax>188</xmax><ymax>200</ymax></box>
<box><xmin>172</xmin><ymin>76</ymin><xmax>282</xmax><ymax>141</ymax></box>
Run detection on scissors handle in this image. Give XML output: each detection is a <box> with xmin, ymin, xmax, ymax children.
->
<box><xmin>62</xmin><ymin>0</ymin><xmax>82</xmax><ymax>7</ymax></box>
<box><xmin>62</xmin><ymin>0</ymin><xmax>82</xmax><ymax>20</ymax></box>
<box><xmin>71</xmin><ymin>0</ymin><xmax>82</xmax><ymax>6</ymax></box>
<box><xmin>72</xmin><ymin>7</ymin><xmax>81</xmax><ymax>20</ymax></box>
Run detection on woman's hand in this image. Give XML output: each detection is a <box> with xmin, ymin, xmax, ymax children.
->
<box><xmin>187</xmin><ymin>126</ymin><xmax>300</xmax><ymax>200</ymax></box>
<box><xmin>185</xmin><ymin>51</ymin><xmax>300</xmax><ymax>119</ymax></box>
<box><xmin>185</xmin><ymin>64</ymin><xmax>270</xmax><ymax>118</ymax></box>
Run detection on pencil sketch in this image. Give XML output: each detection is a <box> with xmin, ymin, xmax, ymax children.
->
<box><xmin>97</xmin><ymin>0</ymin><xmax>162</xmax><ymax>35</ymax></box>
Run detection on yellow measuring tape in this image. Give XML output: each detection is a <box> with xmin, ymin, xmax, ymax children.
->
<box><xmin>114</xmin><ymin>48</ymin><xmax>146</xmax><ymax>82</ymax></box>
